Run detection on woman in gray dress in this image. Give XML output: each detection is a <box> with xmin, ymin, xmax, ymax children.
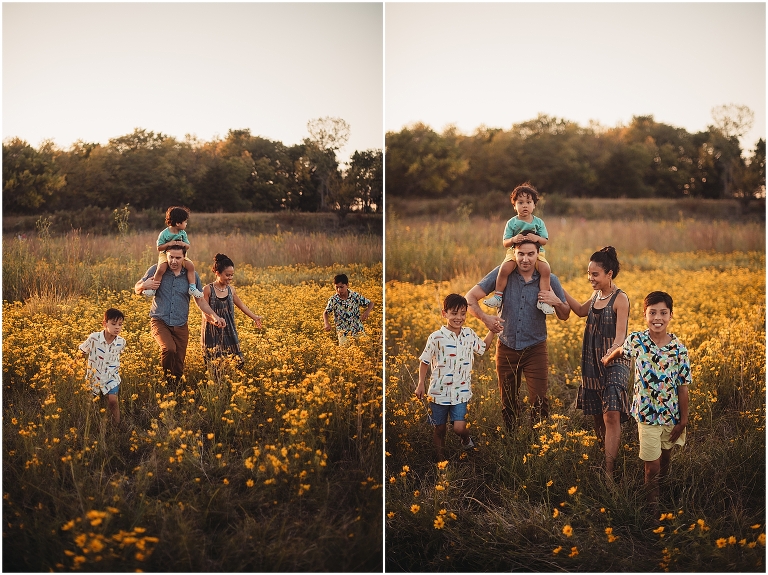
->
<box><xmin>563</xmin><ymin>246</ymin><xmax>631</xmax><ymax>480</ymax></box>
<box><xmin>201</xmin><ymin>253</ymin><xmax>263</xmax><ymax>370</ymax></box>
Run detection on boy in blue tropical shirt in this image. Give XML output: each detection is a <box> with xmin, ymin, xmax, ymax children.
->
<box><xmin>323</xmin><ymin>273</ymin><xmax>374</xmax><ymax>345</ymax></box>
<box><xmin>603</xmin><ymin>291</ymin><xmax>690</xmax><ymax>510</ymax></box>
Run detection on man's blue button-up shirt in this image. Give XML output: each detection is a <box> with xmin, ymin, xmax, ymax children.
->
<box><xmin>478</xmin><ymin>266</ymin><xmax>565</xmax><ymax>350</ymax></box>
<box><xmin>140</xmin><ymin>265</ymin><xmax>203</xmax><ymax>327</ymax></box>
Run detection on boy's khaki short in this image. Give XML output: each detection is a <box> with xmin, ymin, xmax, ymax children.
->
<box><xmin>637</xmin><ymin>421</ymin><xmax>686</xmax><ymax>461</ymax></box>
<box><xmin>158</xmin><ymin>252</ymin><xmax>192</xmax><ymax>267</ymax></box>
<box><xmin>503</xmin><ymin>248</ymin><xmax>548</xmax><ymax>266</ymax></box>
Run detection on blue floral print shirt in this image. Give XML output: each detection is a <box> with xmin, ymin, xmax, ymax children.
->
<box><xmin>622</xmin><ymin>330</ymin><xmax>691</xmax><ymax>425</ymax></box>
<box><xmin>324</xmin><ymin>290</ymin><xmax>371</xmax><ymax>336</ymax></box>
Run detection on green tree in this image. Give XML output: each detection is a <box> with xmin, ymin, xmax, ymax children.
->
<box><xmin>2</xmin><ymin>138</ymin><xmax>66</xmax><ymax>213</ymax></box>
<box><xmin>344</xmin><ymin>149</ymin><xmax>382</xmax><ymax>213</ymax></box>
<box><xmin>385</xmin><ymin>123</ymin><xmax>468</xmax><ymax>197</ymax></box>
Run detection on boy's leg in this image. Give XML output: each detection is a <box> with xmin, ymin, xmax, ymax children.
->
<box><xmin>593</xmin><ymin>414</ymin><xmax>606</xmax><ymax>446</ymax></box>
<box><xmin>185</xmin><ymin>259</ymin><xmax>204</xmax><ymax>298</ymax></box>
<box><xmin>433</xmin><ymin>424</ymin><xmax>447</xmax><ymax>460</ymax></box>
<box><xmin>659</xmin><ymin>447</ymin><xmax>672</xmax><ymax>478</ymax></box>
<box><xmin>105</xmin><ymin>393</ymin><xmax>120</xmax><ymax>425</ymax></box>
<box><xmin>644</xmin><ymin>457</ymin><xmax>662</xmax><ymax>509</ymax></box>
<box><xmin>152</xmin><ymin>261</ymin><xmax>168</xmax><ymax>282</ymax></box>
<box><xmin>538</xmin><ymin>260</ymin><xmax>552</xmax><ymax>292</ymax></box>
<box><xmin>485</xmin><ymin>260</ymin><xmax>517</xmax><ymax>308</ymax></box>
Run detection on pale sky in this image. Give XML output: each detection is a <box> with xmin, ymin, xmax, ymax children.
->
<box><xmin>3</xmin><ymin>2</ymin><xmax>383</xmax><ymax>164</ymax></box>
<box><xmin>386</xmin><ymin>2</ymin><xmax>766</xmax><ymax>153</ymax></box>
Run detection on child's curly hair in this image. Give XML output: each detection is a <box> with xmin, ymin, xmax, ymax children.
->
<box><xmin>165</xmin><ymin>206</ymin><xmax>190</xmax><ymax>227</ymax></box>
<box><xmin>510</xmin><ymin>182</ymin><xmax>540</xmax><ymax>204</ymax></box>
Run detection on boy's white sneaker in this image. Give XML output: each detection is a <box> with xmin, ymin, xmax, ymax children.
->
<box><xmin>483</xmin><ymin>294</ymin><xmax>502</xmax><ymax>308</ymax></box>
<box><xmin>142</xmin><ymin>289</ymin><xmax>156</xmax><ymax>297</ymax></box>
<box><xmin>537</xmin><ymin>300</ymin><xmax>556</xmax><ymax>315</ymax></box>
<box><xmin>462</xmin><ymin>436</ymin><xmax>475</xmax><ymax>450</ymax></box>
<box><xmin>189</xmin><ymin>285</ymin><xmax>204</xmax><ymax>299</ymax></box>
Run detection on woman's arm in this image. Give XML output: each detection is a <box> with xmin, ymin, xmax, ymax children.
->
<box><xmin>196</xmin><ymin>285</ymin><xmax>225</xmax><ymax>327</ymax></box>
<box><xmin>611</xmin><ymin>291</ymin><xmax>630</xmax><ymax>348</ymax></box>
<box><xmin>232</xmin><ymin>288</ymin><xmax>263</xmax><ymax>328</ymax></box>
<box><xmin>563</xmin><ymin>288</ymin><xmax>592</xmax><ymax>317</ymax></box>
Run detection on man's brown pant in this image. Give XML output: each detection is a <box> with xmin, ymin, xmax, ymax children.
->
<box><xmin>150</xmin><ymin>319</ymin><xmax>189</xmax><ymax>379</ymax></box>
<box><xmin>496</xmin><ymin>340</ymin><xmax>549</xmax><ymax>429</ymax></box>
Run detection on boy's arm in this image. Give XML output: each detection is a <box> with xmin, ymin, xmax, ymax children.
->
<box><xmin>482</xmin><ymin>330</ymin><xmax>495</xmax><ymax>348</ymax></box>
<box><xmin>415</xmin><ymin>362</ymin><xmax>429</xmax><ymax>399</ymax></box>
<box><xmin>360</xmin><ymin>300</ymin><xmax>373</xmax><ymax>321</ymax></box>
<box><xmin>323</xmin><ymin>309</ymin><xmax>333</xmax><ymax>331</ymax></box>
<box><xmin>669</xmin><ymin>385</ymin><xmax>689</xmax><ymax>443</ymax></box>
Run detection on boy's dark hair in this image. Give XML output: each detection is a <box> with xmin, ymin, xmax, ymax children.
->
<box><xmin>510</xmin><ymin>182</ymin><xmax>539</xmax><ymax>204</ymax></box>
<box><xmin>443</xmin><ymin>293</ymin><xmax>468</xmax><ymax>312</ymax></box>
<box><xmin>104</xmin><ymin>308</ymin><xmax>125</xmax><ymax>323</ymax></box>
<box><xmin>165</xmin><ymin>206</ymin><xmax>190</xmax><ymax>227</ymax></box>
<box><xmin>212</xmin><ymin>253</ymin><xmax>235</xmax><ymax>274</ymax></box>
<box><xmin>590</xmin><ymin>246</ymin><xmax>620</xmax><ymax>279</ymax></box>
<box><xmin>334</xmin><ymin>273</ymin><xmax>349</xmax><ymax>285</ymax></box>
<box><xmin>644</xmin><ymin>291</ymin><xmax>673</xmax><ymax>313</ymax></box>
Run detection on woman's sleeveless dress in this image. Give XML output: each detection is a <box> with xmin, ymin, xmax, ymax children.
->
<box><xmin>201</xmin><ymin>283</ymin><xmax>244</xmax><ymax>368</ymax></box>
<box><xmin>576</xmin><ymin>289</ymin><xmax>631</xmax><ymax>421</ymax></box>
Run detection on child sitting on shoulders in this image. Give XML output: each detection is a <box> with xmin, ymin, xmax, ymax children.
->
<box><xmin>602</xmin><ymin>291</ymin><xmax>690</xmax><ymax>513</ymax></box>
<box><xmin>79</xmin><ymin>308</ymin><xmax>127</xmax><ymax>426</ymax></box>
<box><xmin>483</xmin><ymin>182</ymin><xmax>554</xmax><ymax>314</ymax></box>
<box><xmin>416</xmin><ymin>294</ymin><xmax>495</xmax><ymax>460</ymax></box>
<box><xmin>143</xmin><ymin>206</ymin><xmax>203</xmax><ymax>298</ymax></box>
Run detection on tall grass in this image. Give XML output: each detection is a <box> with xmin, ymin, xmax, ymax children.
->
<box><xmin>386</xmin><ymin>214</ymin><xmax>765</xmax><ymax>282</ymax></box>
<box><xmin>385</xmin><ymin>264</ymin><xmax>766</xmax><ymax>571</ymax></box>
<box><xmin>2</xmin><ymin>230</ymin><xmax>382</xmax><ymax>302</ymax></box>
<box><xmin>3</xmin><ymin>266</ymin><xmax>383</xmax><ymax>571</ymax></box>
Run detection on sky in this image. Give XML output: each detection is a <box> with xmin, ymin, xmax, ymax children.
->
<box><xmin>3</xmin><ymin>2</ymin><xmax>383</xmax><ymax>164</ymax></box>
<box><xmin>386</xmin><ymin>2</ymin><xmax>766</xmax><ymax>152</ymax></box>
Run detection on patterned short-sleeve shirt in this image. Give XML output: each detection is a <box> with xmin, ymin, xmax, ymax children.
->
<box><xmin>623</xmin><ymin>330</ymin><xmax>691</xmax><ymax>425</ymax></box>
<box><xmin>78</xmin><ymin>331</ymin><xmax>127</xmax><ymax>395</ymax></box>
<box><xmin>325</xmin><ymin>290</ymin><xmax>371</xmax><ymax>336</ymax></box>
<box><xmin>419</xmin><ymin>326</ymin><xmax>487</xmax><ymax>405</ymax></box>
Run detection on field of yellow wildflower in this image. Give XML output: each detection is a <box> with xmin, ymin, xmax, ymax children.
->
<box><xmin>3</xmin><ymin>258</ymin><xmax>382</xmax><ymax>571</ymax></box>
<box><xmin>385</xmin><ymin>251</ymin><xmax>765</xmax><ymax>571</ymax></box>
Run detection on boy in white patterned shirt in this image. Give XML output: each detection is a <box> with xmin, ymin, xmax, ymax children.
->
<box><xmin>79</xmin><ymin>308</ymin><xmax>126</xmax><ymax>426</ymax></box>
<box><xmin>415</xmin><ymin>294</ymin><xmax>494</xmax><ymax>459</ymax></box>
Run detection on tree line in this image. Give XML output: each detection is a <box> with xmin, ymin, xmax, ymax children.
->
<box><xmin>3</xmin><ymin>118</ymin><xmax>382</xmax><ymax>216</ymax></box>
<box><xmin>386</xmin><ymin>106</ymin><xmax>765</xmax><ymax>202</ymax></box>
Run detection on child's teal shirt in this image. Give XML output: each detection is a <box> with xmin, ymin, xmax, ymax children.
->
<box><xmin>157</xmin><ymin>227</ymin><xmax>190</xmax><ymax>250</ymax></box>
<box><xmin>503</xmin><ymin>215</ymin><xmax>548</xmax><ymax>253</ymax></box>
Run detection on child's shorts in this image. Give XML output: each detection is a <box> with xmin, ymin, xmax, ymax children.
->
<box><xmin>637</xmin><ymin>421</ymin><xmax>686</xmax><ymax>461</ymax></box>
<box><xmin>337</xmin><ymin>331</ymin><xmax>362</xmax><ymax>346</ymax></box>
<box><xmin>503</xmin><ymin>247</ymin><xmax>548</xmax><ymax>266</ymax></box>
<box><xmin>428</xmin><ymin>402</ymin><xmax>467</xmax><ymax>426</ymax></box>
<box><xmin>93</xmin><ymin>384</ymin><xmax>119</xmax><ymax>397</ymax></box>
<box><xmin>158</xmin><ymin>252</ymin><xmax>193</xmax><ymax>267</ymax></box>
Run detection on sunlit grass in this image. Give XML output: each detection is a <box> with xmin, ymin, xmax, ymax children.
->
<box><xmin>3</xmin><ymin>264</ymin><xmax>383</xmax><ymax>571</ymax></box>
<box><xmin>385</xmin><ymin>260</ymin><xmax>765</xmax><ymax>571</ymax></box>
